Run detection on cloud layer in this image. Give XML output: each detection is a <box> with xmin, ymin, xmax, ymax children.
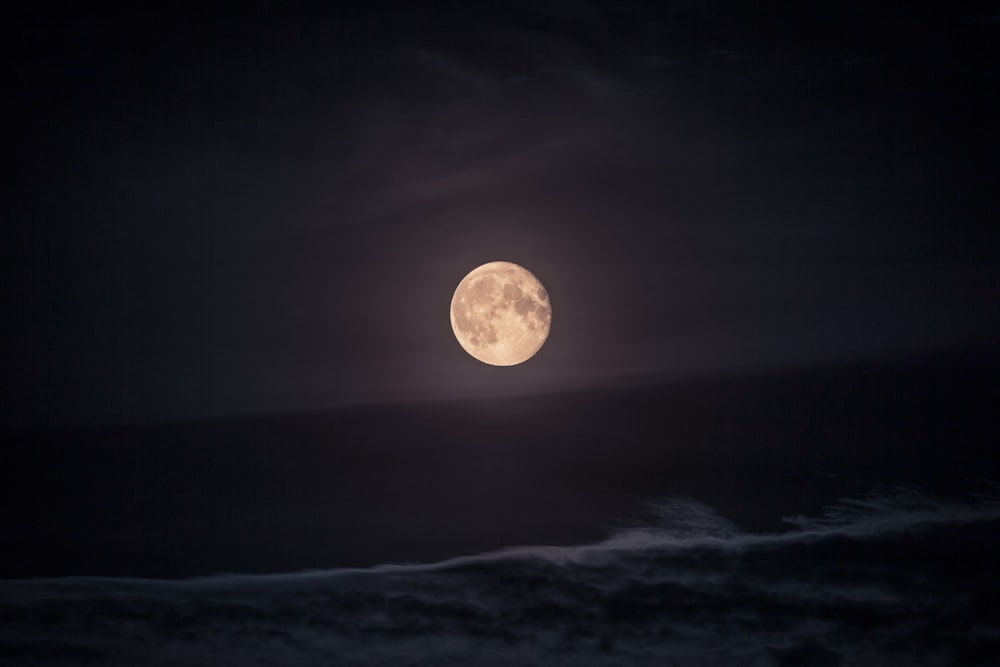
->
<box><xmin>4</xmin><ymin>489</ymin><xmax>998</xmax><ymax>666</ymax></box>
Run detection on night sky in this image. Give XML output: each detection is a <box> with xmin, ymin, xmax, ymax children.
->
<box><xmin>7</xmin><ymin>1</ymin><xmax>1000</xmax><ymax>425</ymax></box>
<box><xmin>3</xmin><ymin>2</ymin><xmax>1000</xmax><ymax>665</ymax></box>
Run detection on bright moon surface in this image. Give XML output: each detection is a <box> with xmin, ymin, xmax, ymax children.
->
<box><xmin>450</xmin><ymin>261</ymin><xmax>552</xmax><ymax>366</ymax></box>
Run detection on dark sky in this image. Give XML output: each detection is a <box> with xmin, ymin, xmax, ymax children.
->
<box><xmin>4</xmin><ymin>0</ymin><xmax>1000</xmax><ymax>426</ymax></box>
<box><xmin>4</xmin><ymin>12</ymin><xmax>1000</xmax><ymax>665</ymax></box>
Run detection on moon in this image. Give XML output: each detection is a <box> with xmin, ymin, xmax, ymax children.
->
<box><xmin>450</xmin><ymin>261</ymin><xmax>552</xmax><ymax>366</ymax></box>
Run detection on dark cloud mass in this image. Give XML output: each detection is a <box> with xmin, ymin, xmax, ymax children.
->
<box><xmin>3</xmin><ymin>491</ymin><xmax>999</xmax><ymax>667</ymax></box>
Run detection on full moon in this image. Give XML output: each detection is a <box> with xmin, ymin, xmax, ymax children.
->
<box><xmin>450</xmin><ymin>261</ymin><xmax>552</xmax><ymax>366</ymax></box>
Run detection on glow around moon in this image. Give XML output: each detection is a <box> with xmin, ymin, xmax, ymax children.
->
<box><xmin>450</xmin><ymin>261</ymin><xmax>552</xmax><ymax>366</ymax></box>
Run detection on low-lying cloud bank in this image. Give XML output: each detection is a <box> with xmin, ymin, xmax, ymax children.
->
<box><xmin>3</xmin><ymin>488</ymin><xmax>998</xmax><ymax>666</ymax></box>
